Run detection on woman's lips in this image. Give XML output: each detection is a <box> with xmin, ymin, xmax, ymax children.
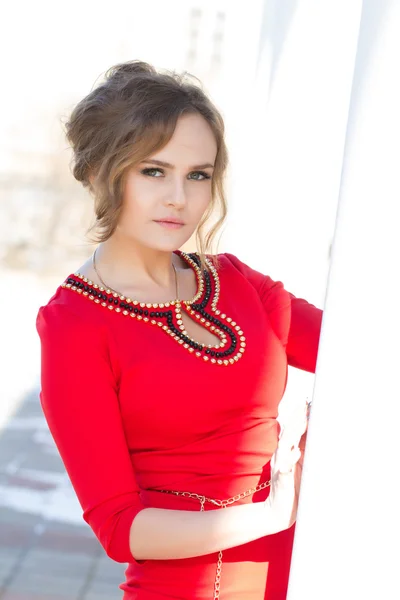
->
<box><xmin>154</xmin><ymin>220</ymin><xmax>185</xmax><ymax>229</ymax></box>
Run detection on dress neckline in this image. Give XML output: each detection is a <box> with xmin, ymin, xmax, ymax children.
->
<box><xmin>61</xmin><ymin>252</ymin><xmax>247</xmax><ymax>366</ymax></box>
<box><xmin>72</xmin><ymin>250</ymin><xmax>204</xmax><ymax>307</ymax></box>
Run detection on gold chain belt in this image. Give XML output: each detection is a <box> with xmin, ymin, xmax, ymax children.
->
<box><xmin>153</xmin><ymin>479</ymin><xmax>272</xmax><ymax>599</ymax></box>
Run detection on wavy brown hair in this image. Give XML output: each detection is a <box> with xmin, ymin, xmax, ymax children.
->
<box><xmin>64</xmin><ymin>60</ymin><xmax>229</xmax><ymax>270</ymax></box>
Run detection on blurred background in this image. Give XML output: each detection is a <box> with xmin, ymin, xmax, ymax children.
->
<box><xmin>0</xmin><ymin>1</ymin><xmax>361</xmax><ymax>598</ymax></box>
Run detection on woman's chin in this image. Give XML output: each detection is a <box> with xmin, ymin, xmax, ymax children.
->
<box><xmin>144</xmin><ymin>235</ymin><xmax>193</xmax><ymax>253</ymax></box>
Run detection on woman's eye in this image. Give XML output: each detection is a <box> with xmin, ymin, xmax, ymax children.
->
<box><xmin>188</xmin><ymin>171</ymin><xmax>211</xmax><ymax>181</ymax></box>
<box><xmin>141</xmin><ymin>168</ymin><xmax>211</xmax><ymax>180</ymax></box>
<box><xmin>141</xmin><ymin>168</ymin><xmax>164</xmax><ymax>177</ymax></box>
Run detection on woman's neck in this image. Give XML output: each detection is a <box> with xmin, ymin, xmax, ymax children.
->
<box><xmin>95</xmin><ymin>236</ymin><xmax>179</xmax><ymax>292</ymax></box>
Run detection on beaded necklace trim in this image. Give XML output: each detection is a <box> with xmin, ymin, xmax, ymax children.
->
<box><xmin>61</xmin><ymin>251</ymin><xmax>246</xmax><ymax>366</ymax></box>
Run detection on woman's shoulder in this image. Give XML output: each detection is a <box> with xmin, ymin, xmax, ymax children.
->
<box><xmin>214</xmin><ymin>252</ymin><xmax>288</xmax><ymax>312</ymax></box>
<box><xmin>214</xmin><ymin>252</ymin><xmax>252</xmax><ymax>270</ymax></box>
<box><xmin>36</xmin><ymin>269</ymin><xmax>108</xmax><ymax>340</ymax></box>
<box><xmin>214</xmin><ymin>251</ymin><xmax>263</xmax><ymax>273</ymax></box>
<box><xmin>215</xmin><ymin>252</ymin><xmax>276</xmax><ymax>286</ymax></box>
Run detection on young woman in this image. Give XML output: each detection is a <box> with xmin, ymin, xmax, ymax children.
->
<box><xmin>36</xmin><ymin>60</ymin><xmax>323</xmax><ymax>599</ymax></box>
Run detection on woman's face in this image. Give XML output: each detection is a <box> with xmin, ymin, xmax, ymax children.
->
<box><xmin>117</xmin><ymin>112</ymin><xmax>218</xmax><ymax>251</ymax></box>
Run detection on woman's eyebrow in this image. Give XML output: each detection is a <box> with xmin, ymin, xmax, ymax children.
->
<box><xmin>141</xmin><ymin>159</ymin><xmax>214</xmax><ymax>169</ymax></box>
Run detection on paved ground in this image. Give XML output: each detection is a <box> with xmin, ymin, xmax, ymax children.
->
<box><xmin>0</xmin><ymin>387</ymin><xmax>126</xmax><ymax>600</ymax></box>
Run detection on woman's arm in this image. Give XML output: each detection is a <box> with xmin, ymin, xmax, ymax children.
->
<box><xmin>130</xmin><ymin>406</ymin><xmax>306</xmax><ymax>561</ymax></box>
<box><xmin>129</xmin><ymin>502</ymin><xmax>276</xmax><ymax>561</ymax></box>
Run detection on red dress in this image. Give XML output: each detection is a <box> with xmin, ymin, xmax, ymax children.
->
<box><xmin>36</xmin><ymin>251</ymin><xmax>322</xmax><ymax>599</ymax></box>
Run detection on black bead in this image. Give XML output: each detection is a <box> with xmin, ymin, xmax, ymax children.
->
<box><xmin>128</xmin><ymin>305</ymin><xmax>133</xmax><ymax>312</ymax></box>
<box><xmin>144</xmin><ymin>310</ymin><xmax>148</xmax><ymax>316</ymax></box>
<box><xmin>113</xmin><ymin>298</ymin><xmax>118</xmax><ymax>305</ymax></box>
<box><xmin>134</xmin><ymin>308</ymin><xmax>139</xmax><ymax>313</ymax></box>
<box><xmin>139</xmin><ymin>309</ymin><xmax>143</xmax><ymax>315</ymax></box>
<box><xmin>108</xmin><ymin>297</ymin><xmax>114</xmax><ymax>303</ymax></box>
<box><xmin>205</xmin><ymin>349</ymin><xmax>211</xmax><ymax>355</ymax></box>
<box><xmin>150</xmin><ymin>312</ymin><xmax>155</xmax><ymax>317</ymax></box>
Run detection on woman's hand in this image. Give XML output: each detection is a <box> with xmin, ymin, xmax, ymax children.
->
<box><xmin>264</xmin><ymin>401</ymin><xmax>310</xmax><ymax>532</ymax></box>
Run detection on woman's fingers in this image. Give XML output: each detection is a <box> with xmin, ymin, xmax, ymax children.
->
<box><xmin>268</xmin><ymin>445</ymin><xmax>301</xmax><ymax>530</ymax></box>
<box><xmin>274</xmin><ymin>401</ymin><xmax>311</xmax><ymax>475</ymax></box>
<box><xmin>279</xmin><ymin>402</ymin><xmax>309</xmax><ymax>447</ymax></box>
<box><xmin>272</xmin><ymin>444</ymin><xmax>302</xmax><ymax>475</ymax></box>
<box><xmin>266</xmin><ymin>401</ymin><xmax>312</xmax><ymax>530</ymax></box>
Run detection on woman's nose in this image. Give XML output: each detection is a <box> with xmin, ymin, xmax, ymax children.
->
<box><xmin>166</xmin><ymin>180</ymin><xmax>187</xmax><ymax>208</ymax></box>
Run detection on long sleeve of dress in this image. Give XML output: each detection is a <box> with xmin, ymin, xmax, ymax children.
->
<box><xmin>223</xmin><ymin>253</ymin><xmax>323</xmax><ymax>374</ymax></box>
<box><xmin>36</xmin><ymin>301</ymin><xmax>147</xmax><ymax>564</ymax></box>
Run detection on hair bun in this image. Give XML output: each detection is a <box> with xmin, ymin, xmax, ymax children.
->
<box><xmin>105</xmin><ymin>60</ymin><xmax>156</xmax><ymax>82</ymax></box>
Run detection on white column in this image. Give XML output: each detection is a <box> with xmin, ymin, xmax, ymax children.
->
<box><xmin>233</xmin><ymin>0</ymin><xmax>361</xmax><ymax>417</ymax></box>
<box><xmin>287</xmin><ymin>1</ymin><xmax>400</xmax><ymax>598</ymax></box>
